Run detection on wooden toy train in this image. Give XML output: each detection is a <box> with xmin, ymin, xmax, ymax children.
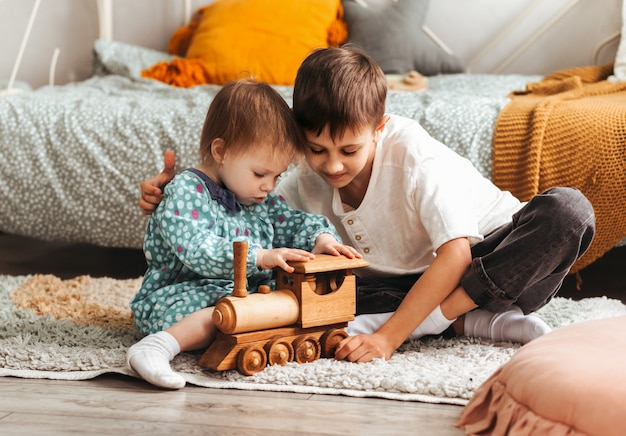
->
<box><xmin>198</xmin><ymin>241</ymin><xmax>369</xmax><ymax>375</ymax></box>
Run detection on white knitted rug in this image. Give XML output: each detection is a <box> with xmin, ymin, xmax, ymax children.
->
<box><xmin>2</xmin><ymin>274</ymin><xmax>625</xmax><ymax>406</ymax></box>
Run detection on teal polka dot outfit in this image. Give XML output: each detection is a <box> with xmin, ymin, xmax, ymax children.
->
<box><xmin>130</xmin><ymin>168</ymin><xmax>340</xmax><ymax>334</ymax></box>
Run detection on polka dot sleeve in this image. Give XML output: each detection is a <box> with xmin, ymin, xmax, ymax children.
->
<box><xmin>265</xmin><ymin>193</ymin><xmax>341</xmax><ymax>250</ymax></box>
<box><xmin>151</xmin><ymin>173</ymin><xmax>238</xmax><ymax>279</ymax></box>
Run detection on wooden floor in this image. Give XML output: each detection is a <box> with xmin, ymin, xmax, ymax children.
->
<box><xmin>1</xmin><ymin>233</ymin><xmax>625</xmax><ymax>435</ymax></box>
<box><xmin>0</xmin><ymin>377</ymin><xmax>463</xmax><ymax>435</ymax></box>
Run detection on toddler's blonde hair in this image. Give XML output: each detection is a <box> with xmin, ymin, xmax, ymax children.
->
<box><xmin>199</xmin><ymin>79</ymin><xmax>304</xmax><ymax>165</ymax></box>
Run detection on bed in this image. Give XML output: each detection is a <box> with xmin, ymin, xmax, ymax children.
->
<box><xmin>0</xmin><ymin>0</ymin><xmax>624</xmax><ymax>275</ymax></box>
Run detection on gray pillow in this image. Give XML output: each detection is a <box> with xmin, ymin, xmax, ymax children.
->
<box><xmin>342</xmin><ymin>0</ymin><xmax>465</xmax><ymax>76</ymax></box>
<box><xmin>93</xmin><ymin>39</ymin><xmax>172</xmax><ymax>79</ymax></box>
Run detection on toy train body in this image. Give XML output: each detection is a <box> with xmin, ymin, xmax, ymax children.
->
<box><xmin>197</xmin><ymin>242</ymin><xmax>369</xmax><ymax>375</ymax></box>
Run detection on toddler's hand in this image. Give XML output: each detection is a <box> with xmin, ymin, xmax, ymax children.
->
<box><xmin>312</xmin><ymin>233</ymin><xmax>362</xmax><ymax>259</ymax></box>
<box><xmin>256</xmin><ymin>248</ymin><xmax>315</xmax><ymax>273</ymax></box>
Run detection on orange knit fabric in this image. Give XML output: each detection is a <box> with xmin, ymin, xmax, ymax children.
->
<box><xmin>493</xmin><ymin>64</ymin><xmax>626</xmax><ymax>273</ymax></box>
<box><xmin>166</xmin><ymin>7</ymin><xmax>205</xmax><ymax>56</ymax></box>
<box><xmin>141</xmin><ymin>58</ymin><xmax>210</xmax><ymax>88</ymax></box>
<box><xmin>327</xmin><ymin>4</ymin><xmax>348</xmax><ymax>46</ymax></box>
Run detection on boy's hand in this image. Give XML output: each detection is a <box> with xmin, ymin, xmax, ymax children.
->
<box><xmin>256</xmin><ymin>247</ymin><xmax>315</xmax><ymax>273</ymax></box>
<box><xmin>139</xmin><ymin>150</ymin><xmax>176</xmax><ymax>215</ymax></box>
<box><xmin>312</xmin><ymin>233</ymin><xmax>362</xmax><ymax>259</ymax></box>
<box><xmin>334</xmin><ymin>333</ymin><xmax>395</xmax><ymax>363</ymax></box>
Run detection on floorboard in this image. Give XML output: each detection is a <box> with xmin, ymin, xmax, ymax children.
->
<box><xmin>0</xmin><ymin>376</ymin><xmax>463</xmax><ymax>435</ymax></box>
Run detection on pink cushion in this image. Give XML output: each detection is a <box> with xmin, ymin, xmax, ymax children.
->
<box><xmin>457</xmin><ymin>315</ymin><xmax>626</xmax><ymax>435</ymax></box>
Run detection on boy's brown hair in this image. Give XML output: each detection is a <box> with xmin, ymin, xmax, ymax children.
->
<box><xmin>292</xmin><ymin>45</ymin><xmax>387</xmax><ymax>140</ymax></box>
<box><xmin>199</xmin><ymin>79</ymin><xmax>304</xmax><ymax>164</ymax></box>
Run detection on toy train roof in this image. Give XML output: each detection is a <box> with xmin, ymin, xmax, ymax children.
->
<box><xmin>286</xmin><ymin>254</ymin><xmax>369</xmax><ymax>274</ymax></box>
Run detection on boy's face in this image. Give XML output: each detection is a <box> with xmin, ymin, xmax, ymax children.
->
<box><xmin>303</xmin><ymin>117</ymin><xmax>388</xmax><ymax>190</ymax></box>
<box><xmin>218</xmin><ymin>144</ymin><xmax>290</xmax><ymax>206</ymax></box>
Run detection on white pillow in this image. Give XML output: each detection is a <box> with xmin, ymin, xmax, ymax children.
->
<box><xmin>609</xmin><ymin>0</ymin><xmax>626</xmax><ymax>81</ymax></box>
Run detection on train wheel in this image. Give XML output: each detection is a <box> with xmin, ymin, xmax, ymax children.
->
<box><xmin>237</xmin><ymin>345</ymin><xmax>267</xmax><ymax>375</ymax></box>
<box><xmin>292</xmin><ymin>335</ymin><xmax>321</xmax><ymax>364</ymax></box>
<box><xmin>320</xmin><ymin>328</ymin><xmax>349</xmax><ymax>358</ymax></box>
<box><xmin>264</xmin><ymin>339</ymin><xmax>294</xmax><ymax>366</ymax></box>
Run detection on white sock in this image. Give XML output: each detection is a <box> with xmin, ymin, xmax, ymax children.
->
<box><xmin>463</xmin><ymin>306</ymin><xmax>551</xmax><ymax>344</ymax></box>
<box><xmin>408</xmin><ymin>306</ymin><xmax>455</xmax><ymax>339</ymax></box>
<box><xmin>346</xmin><ymin>306</ymin><xmax>455</xmax><ymax>340</ymax></box>
<box><xmin>127</xmin><ymin>331</ymin><xmax>186</xmax><ymax>389</ymax></box>
<box><xmin>346</xmin><ymin>312</ymin><xmax>392</xmax><ymax>336</ymax></box>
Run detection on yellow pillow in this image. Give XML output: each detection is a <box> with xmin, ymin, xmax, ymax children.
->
<box><xmin>143</xmin><ymin>0</ymin><xmax>347</xmax><ymax>87</ymax></box>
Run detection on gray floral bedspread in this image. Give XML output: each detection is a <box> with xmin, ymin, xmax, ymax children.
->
<box><xmin>0</xmin><ymin>40</ymin><xmax>539</xmax><ymax>249</ymax></box>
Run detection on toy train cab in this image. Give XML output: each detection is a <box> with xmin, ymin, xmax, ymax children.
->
<box><xmin>197</xmin><ymin>241</ymin><xmax>369</xmax><ymax>375</ymax></box>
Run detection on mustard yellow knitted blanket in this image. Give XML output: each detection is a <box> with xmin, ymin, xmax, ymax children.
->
<box><xmin>493</xmin><ymin>64</ymin><xmax>626</xmax><ymax>273</ymax></box>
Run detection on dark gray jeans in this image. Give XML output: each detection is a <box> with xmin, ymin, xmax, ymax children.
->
<box><xmin>356</xmin><ymin>187</ymin><xmax>595</xmax><ymax>315</ymax></box>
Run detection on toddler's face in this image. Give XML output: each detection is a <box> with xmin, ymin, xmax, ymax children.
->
<box><xmin>219</xmin><ymin>144</ymin><xmax>290</xmax><ymax>205</ymax></box>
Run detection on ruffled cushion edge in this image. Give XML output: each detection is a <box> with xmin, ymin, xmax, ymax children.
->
<box><xmin>456</xmin><ymin>369</ymin><xmax>586</xmax><ymax>436</ymax></box>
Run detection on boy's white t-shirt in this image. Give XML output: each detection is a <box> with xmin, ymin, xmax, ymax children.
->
<box><xmin>276</xmin><ymin>114</ymin><xmax>523</xmax><ymax>278</ymax></box>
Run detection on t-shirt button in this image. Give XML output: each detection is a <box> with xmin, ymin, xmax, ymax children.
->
<box><xmin>363</xmin><ymin>248</ymin><xmax>370</xmax><ymax>254</ymax></box>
